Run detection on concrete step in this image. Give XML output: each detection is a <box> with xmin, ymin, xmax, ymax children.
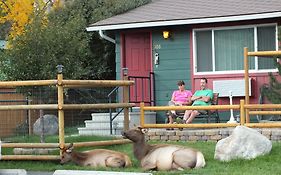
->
<box><xmin>84</xmin><ymin>120</ymin><xmax>124</xmax><ymax>128</ymax></box>
<box><xmin>78</xmin><ymin>111</ymin><xmax>156</xmax><ymax>136</ymax></box>
<box><xmin>78</xmin><ymin>127</ymin><xmax>123</xmax><ymax>136</ymax></box>
<box><xmin>91</xmin><ymin>113</ymin><xmax>124</xmax><ymax>121</ymax></box>
<box><xmin>0</xmin><ymin>169</ymin><xmax>27</xmax><ymax>175</ymax></box>
<box><xmin>90</xmin><ymin>112</ymin><xmax>156</xmax><ymax>126</ymax></box>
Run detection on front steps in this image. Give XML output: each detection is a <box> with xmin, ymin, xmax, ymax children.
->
<box><xmin>78</xmin><ymin>111</ymin><xmax>156</xmax><ymax>136</ymax></box>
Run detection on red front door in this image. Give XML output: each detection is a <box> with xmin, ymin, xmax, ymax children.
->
<box><xmin>123</xmin><ymin>32</ymin><xmax>152</xmax><ymax>105</ymax></box>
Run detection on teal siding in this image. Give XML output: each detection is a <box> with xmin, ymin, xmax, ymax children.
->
<box><xmin>115</xmin><ymin>34</ymin><xmax>121</xmax><ymax>80</ymax></box>
<box><xmin>115</xmin><ymin>34</ymin><xmax>122</xmax><ymax>103</ymax></box>
<box><xmin>115</xmin><ymin>31</ymin><xmax>191</xmax><ymax>123</ymax></box>
<box><xmin>152</xmin><ymin>30</ymin><xmax>191</xmax><ymax>122</ymax></box>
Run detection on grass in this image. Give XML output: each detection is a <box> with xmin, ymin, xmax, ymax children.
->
<box><xmin>1</xmin><ymin>133</ymin><xmax>281</xmax><ymax>175</ymax></box>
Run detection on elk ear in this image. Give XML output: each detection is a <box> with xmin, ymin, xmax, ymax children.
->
<box><xmin>137</xmin><ymin>126</ymin><xmax>143</xmax><ymax>130</ymax></box>
<box><xmin>69</xmin><ymin>143</ymin><xmax>74</xmax><ymax>150</ymax></box>
<box><xmin>64</xmin><ymin>143</ymin><xmax>74</xmax><ymax>150</ymax></box>
<box><xmin>66</xmin><ymin>149</ymin><xmax>72</xmax><ymax>153</ymax></box>
<box><xmin>137</xmin><ymin>126</ymin><xmax>148</xmax><ymax>133</ymax></box>
<box><xmin>141</xmin><ymin>128</ymin><xmax>148</xmax><ymax>134</ymax></box>
<box><xmin>65</xmin><ymin>143</ymin><xmax>74</xmax><ymax>153</ymax></box>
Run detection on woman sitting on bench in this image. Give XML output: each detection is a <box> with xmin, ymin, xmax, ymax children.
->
<box><xmin>167</xmin><ymin>80</ymin><xmax>192</xmax><ymax>125</ymax></box>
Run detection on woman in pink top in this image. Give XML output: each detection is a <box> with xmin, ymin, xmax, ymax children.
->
<box><xmin>167</xmin><ymin>80</ymin><xmax>192</xmax><ymax>125</ymax></box>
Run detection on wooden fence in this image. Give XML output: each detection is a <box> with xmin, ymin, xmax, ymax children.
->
<box><xmin>140</xmin><ymin>48</ymin><xmax>281</xmax><ymax>129</ymax></box>
<box><xmin>0</xmin><ymin>89</ymin><xmax>28</xmax><ymax>137</ymax></box>
<box><xmin>1</xmin><ymin>48</ymin><xmax>281</xmax><ymax>161</ymax></box>
<box><xmin>139</xmin><ymin>99</ymin><xmax>281</xmax><ymax>129</ymax></box>
<box><xmin>0</xmin><ymin>68</ymin><xmax>135</xmax><ymax>161</ymax></box>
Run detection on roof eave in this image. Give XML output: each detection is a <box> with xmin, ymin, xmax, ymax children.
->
<box><xmin>86</xmin><ymin>11</ymin><xmax>281</xmax><ymax>32</ymax></box>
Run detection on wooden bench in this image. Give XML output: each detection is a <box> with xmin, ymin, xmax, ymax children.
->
<box><xmin>166</xmin><ymin>93</ymin><xmax>220</xmax><ymax>123</ymax></box>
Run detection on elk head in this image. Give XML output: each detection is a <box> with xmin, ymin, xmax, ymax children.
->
<box><xmin>60</xmin><ymin>143</ymin><xmax>74</xmax><ymax>164</ymax></box>
<box><xmin>121</xmin><ymin>126</ymin><xmax>148</xmax><ymax>142</ymax></box>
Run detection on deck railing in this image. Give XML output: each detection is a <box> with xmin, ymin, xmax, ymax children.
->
<box><xmin>139</xmin><ymin>99</ymin><xmax>281</xmax><ymax>129</ymax></box>
<box><xmin>140</xmin><ymin>48</ymin><xmax>281</xmax><ymax>129</ymax></box>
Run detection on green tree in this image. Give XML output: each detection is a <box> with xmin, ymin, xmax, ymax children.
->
<box><xmin>0</xmin><ymin>0</ymin><xmax>150</xmax><ymax>80</ymax></box>
<box><xmin>261</xmin><ymin>27</ymin><xmax>281</xmax><ymax>104</ymax></box>
<box><xmin>261</xmin><ymin>62</ymin><xmax>281</xmax><ymax>104</ymax></box>
<box><xmin>0</xmin><ymin>0</ymin><xmax>151</xmax><ymax>139</ymax></box>
<box><xmin>0</xmin><ymin>0</ymin><xmax>52</xmax><ymax>44</ymax></box>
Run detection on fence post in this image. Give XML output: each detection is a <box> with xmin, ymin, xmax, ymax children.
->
<box><xmin>244</xmin><ymin>47</ymin><xmax>250</xmax><ymax>123</ymax></box>
<box><xmin>56</xmin><ymin>65</ymin><xmax>65</xmax><ymax>156</ymax></box>
<box><xmin>140</xmin><ymin>102</ymin><xmax>145</xmax><ymax>127</ymax></box>
<box><xmin>27</xmin><ymin>97</ymin><xmax>32</xmax><ymax>135</ymax></box>
<box><xmin>122</xmin><ymin>68</ymin><xmax>129</xmax><ymax>131</ymax></box>
<box><xmin>240</xmin><ymin>99</ymin><xmax>245</xmax><ymax>125</ymax></box>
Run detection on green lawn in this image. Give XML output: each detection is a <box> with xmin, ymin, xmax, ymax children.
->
<box><xmin>0</xmin><ymin>134</ymin><xmax>280</xmax><ymax>175</ymax></box>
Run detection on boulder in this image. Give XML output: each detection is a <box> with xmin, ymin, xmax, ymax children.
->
<box><xmin>33</xmin><ymin>114</ymin><xmax>58</xmax><ymax>135</ymax></box>
<box><xmin>214</xmin><ymin>126</ymin><xmax>272</xmax><ymax>161</ymax></box>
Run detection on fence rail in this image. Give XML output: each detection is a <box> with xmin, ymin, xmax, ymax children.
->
<box><xmin>0</xmin><ymin>80</ymin><xmax>57</xmax><ymax>87</ymax></box>
<box><xmin>1</xmin><ymin>48</ymin><xmax>281</xmax><ymax>161</ymax></box>
<box><xmin>0</xmin><ymin>67</ymin><xmax>135</xmax><ymax>161</ymax></box>
<box><xmin>139</xmin><ymin>99</ymin><xmax>281</xmax><ymax>129</ymax></box>
<box><xmin>244</xmin><ymin>48</ymin><xmax>281</xmax><ymax>123</ymax></box>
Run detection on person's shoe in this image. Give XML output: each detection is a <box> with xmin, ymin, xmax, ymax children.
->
<box><xmin>166</xmin><ymin>123</ymin><xmax>174</xmax><ymax>130</ymax></box>
<box><xmin>166</xmin><ymin>128</ymin><xmax>174</xmax><ymax>130</ymax></box>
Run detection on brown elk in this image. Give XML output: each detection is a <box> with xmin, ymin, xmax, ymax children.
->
<box><xmin>60</xmin><ymin>143</ymin><xmax>132</xmax><ymax>168</ymax></box>
<box><xmin>122</xmin><ymin>127</ymin><xmax>205</xmax><ymax>171</ymax></box>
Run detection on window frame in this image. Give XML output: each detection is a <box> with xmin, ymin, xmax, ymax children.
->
<box><xmin>192</xmin><ymin>23</ymin><xmax>278</xmax><ymax>75</ymax></box>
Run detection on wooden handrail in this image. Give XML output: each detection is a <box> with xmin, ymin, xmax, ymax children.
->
<box><xmin>248</xmin><ymin>50</ymin><xmax>281</xmax><ymax>56</ymax></box>
<box><xmin>62</xmin><ymin>80</ymin><xmax>134</xmax><ymax>87</ymax></box>
<box><xmin>143</xmin><ymin>105</ymin><xmax>240</xmax><ymax>111</ymax></box>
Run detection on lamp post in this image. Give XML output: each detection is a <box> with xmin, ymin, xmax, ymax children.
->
<box><xmin>56</xmin><ymin>65</ymin><xmax>64</xmax><ymax>74</ymax></box>
<box><xmin>122</xmin><ymin>67</ymin><xmax>128</xmax><ymax>77</ymax></box>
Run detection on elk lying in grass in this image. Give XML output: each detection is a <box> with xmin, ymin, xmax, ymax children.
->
<box><xmin>122</xmin><ymin>127</ymin><xmax>205</xmax><ymax>171</ymax></box>
<box><xmin>60</xmin><ymin>143</ymin><xmax>132</xmax><ymax>168</ymax></box>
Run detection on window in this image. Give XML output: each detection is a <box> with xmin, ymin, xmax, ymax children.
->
<box><xmin>194</xmin><ymin>24</ymin><xmax>277</xmax><ymax>74</ymax></box>
<box><xmin>257</xmin><ymin>26</ymin><xmax>276</xmax><ymax>69</ymax></box>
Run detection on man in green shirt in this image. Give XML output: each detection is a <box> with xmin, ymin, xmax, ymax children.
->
<box><xmin>183</xmin><ymin>78</ymin><xmax>213</xmax><ymax>124</ymax></box>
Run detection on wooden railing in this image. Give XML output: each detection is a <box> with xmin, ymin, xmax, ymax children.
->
<box><xmin>139</xmin><ymin>99</ymin><xmax>281</xmax><ymax>129</ymax></box>
<box><xmin>0</xmin><ymin>66</ymin><xmax>135</xmax><ymax>161</ymax></box>
<box><xmin>1</xmin><ymin>49</ymin><xmax>281</xmax><ymax>161</ymax></box>
<box><xmin>140</xmin><ymin>48</ymin><xmax>281</xmax><ymax>129</ymax></box>
<box><xmin>244</xmin><ymin>48</ymin><xmax>281</xmax><ymax>123</ymax></box>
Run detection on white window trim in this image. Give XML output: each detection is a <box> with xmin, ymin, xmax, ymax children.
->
<box><xmin>254</xmin><ymin>27</ymin><xmax>258</xmax><ymax>71</ymax></box>
<box><xmin>212</xmin><ymin>30</ymin><xmax>215</xmax><ymax>72</ymax></box>
<box><xmin>276</xmin><ymin>24</ymin><xmax>279</xmax><ymax>52</ymax></box>
<box><xmin>193</xmin><ymin>23</ymin><xmax>278</xmax><ymax>75</ymax></box>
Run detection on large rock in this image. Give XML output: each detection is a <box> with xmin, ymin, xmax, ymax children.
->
<box><xmin>214</xmin><ymin>126</ymin><xmax>272</xmax><ymax>162</ymax></box>
<box><xmin>33</xmin><ymin>114</ymin><xmax>58</xmax><ymax>135</ymax></box>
